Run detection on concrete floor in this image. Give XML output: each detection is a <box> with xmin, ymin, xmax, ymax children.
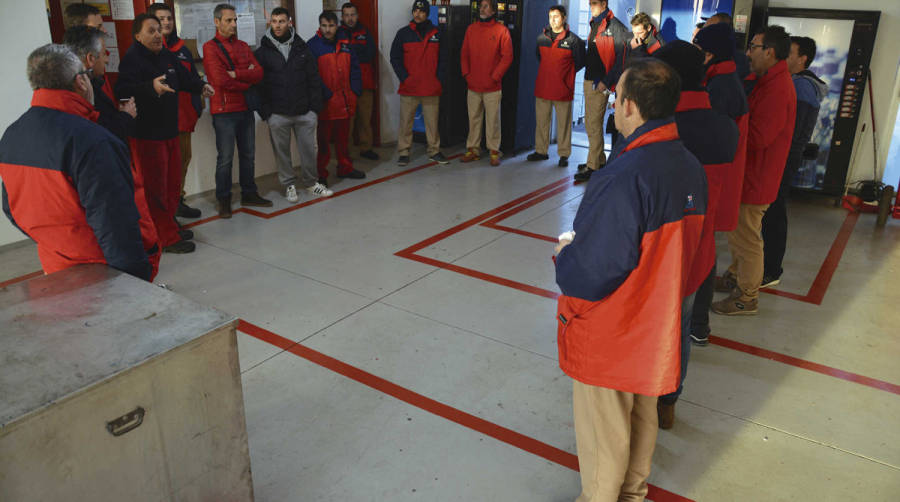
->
<box><xmin>2</xmin><ymin>142</ymin><xmax>899</xmax><ymax>501</ymax></box>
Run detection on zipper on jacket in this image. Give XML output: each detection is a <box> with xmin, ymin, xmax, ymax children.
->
<box><xmin>558</xmin><ymin>313</ymin><xmax>572</xmax><ymax>361</ymax></box>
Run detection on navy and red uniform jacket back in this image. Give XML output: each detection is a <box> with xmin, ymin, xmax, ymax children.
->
<box><xmin>342</xmin><ymin>22</ymin><xmax>377</xmax><ymax>90</ymax></box>
<box><xmin>115</xmin><ymin>41</ymin><xmax>205</xmax><ymax>140</ymax></box>
<box><xmin>0</xmin><ymin>90</ymin><xmax>152</xmax><ymax>281</ymax></box>
<box><xmin>675</xmin><ymin>91</ymin><xmax>740</xmax><ymax>295</ymax></box>
<box><xmin>390</xmin><ymin>20</ymin><xmax>445</xmax><ymax>97</ymax></box>
<box><xmin>164</xmin><ymin>33</ymin><xmax>204</xmax><ymax>132</ymax></box>
<box><xmin>705</xmin><ymin>60</ymin><xmax>749</xmax><ymax>231</ymax></box>
<box><xmin>535</xmin><ymin>25</ymin><xmax>585</xmax><ymax>102</ymax></box>
<box><xmin>555</xmin><ymin>118</ymin><xmax>707</xmax><ymax>396</ymax></box>
<box><xmin>308</xmin><ymin>32</ymin><xmax>361</xmax><ymax>121</ymax></box>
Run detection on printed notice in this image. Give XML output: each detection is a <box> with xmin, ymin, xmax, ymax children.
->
<box><xmin>237</xmin><ymin>13</ymin><xmax>256</xmax><ymax>45</ymax></box>
<box><xmin>110</xmin><ymin>0</ymin><xmax>135</xmax><ymax>20</ymax></box>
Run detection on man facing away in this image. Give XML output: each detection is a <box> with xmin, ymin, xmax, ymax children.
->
<box><xmin>760</xmin><ymin>36</ymin><xmax>826</xmax><ymax>288</ymax></box>
<box><xmin>711</xmin><ymin>25</ymin><xmax>796</xmax><ymax>316</ymax></box>
<box><xmin>390</xmin><ymin>0</ymin><xmax>449</xmax><ymax>167</ymax></box>
<box><xmin>203</xmin><ymin>3</ymin><xmax>271</xmax><ymax>219</ymax></box>
<box><xmin>117</xmin><ymin>13</ymin><xmax>214</xmax><ymax>254</ymax></box>
<box><xmin>574</xmin><ymin>0</ymin><xmax>630</xmax><ymax>183</ymax></box>
<box><xmin>527</xmin><ymin>4</ymin><xmax>585</xmax><ymax>168</ymax></box>
<box><xmin>255</xmin><ymin>7</ymin><xmax>332</xmax><ymax>202</ymax></box>
<box><xmin>459</xmin><ymin>0</ymin><xmax>513</xmax><ymax>167</ymax></box>
<box><xmin>341</xmin><ymin>2</ymin><xmax>380</xmax><ymax>161</ymax></box>
<box><xmin>555</xmin><ymin>59</ymin><xmax>707</xmax><ymax>501</ymax></box>
<box><xmin>1</xmin><ymin>44</ymin><xmax>153</xmax><ymax>281</ymax></box>
<box><xmin>309</xmin><ymin>11</ymin><xmax>366</xmax><ymax>184</ymax></box>
<box><xmin>149</xmin><ymin>2</ymin><xmax>206</xmax><ymax>220</ymax></box>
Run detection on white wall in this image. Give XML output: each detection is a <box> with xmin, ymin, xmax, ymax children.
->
<box><xmin>0</xmin><ymin>1</ymin><xmax>52</xmax><ymax>247</ymax></box>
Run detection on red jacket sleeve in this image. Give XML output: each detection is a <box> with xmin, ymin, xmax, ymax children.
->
<box><xmin>491</xmin><ymin>28</ymin><xmax>514</xmax><ymax>83</ymax></box>
<box><xmin>460</xmin><ymin>27</ymin><xmax>472</xmax><ymax>78</ymax></box>
<box><xmin>235</xmin><ymin>46</ymin><xmax>264</xmax><ymax>84</ymax></box>
<box><xmin>203</xmin><ymin>41</ymin><xmax>250</xmax><ymax>92</ymax></box>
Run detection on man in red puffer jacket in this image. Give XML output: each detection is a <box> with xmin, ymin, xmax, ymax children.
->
<box><xmin>459</xmin><ymin>0</ymin><xmax>513</xmax><ymax>166</ymax></box>
<box><xmin>309</xmin><ymin>11</ymin><xmax>365</xmax><ymax>182</ymax></box>
<box><xmin>712</xmin><ymin>25</ymin><xmax>796</xmax><ymax>316</ymax></box>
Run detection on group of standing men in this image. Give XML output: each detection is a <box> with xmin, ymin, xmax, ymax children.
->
<box><xmin>553</xmin><ymin>4</ymin><xmax>825</xmax><ymax>501</ymax></box>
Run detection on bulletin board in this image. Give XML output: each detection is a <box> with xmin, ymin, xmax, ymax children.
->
<box><xmin>173</xmin><ymin>0</ymin><xmax>292</xmax><ymax>57</ymax></box>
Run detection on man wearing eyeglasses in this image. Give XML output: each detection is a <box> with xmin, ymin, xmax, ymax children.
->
<box><xmin>712</xmin><ymin>25</ymin><xmax>796</xmax><ymax>316</ymax></box>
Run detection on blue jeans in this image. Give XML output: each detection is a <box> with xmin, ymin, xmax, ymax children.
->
<box><xmin>659</xmin><ymin>292</ymin><xmax>697</xmax><ymax>405</ymax></box>
<box><xmin>212</xmin><ymin>111</ymin><xmax>258</xmax><ymax>200</ymax></box>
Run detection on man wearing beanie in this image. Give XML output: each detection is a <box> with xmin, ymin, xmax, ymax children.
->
<box><xmin>690</xmin><ymin>21</ymin><xmax>749</xmax><ymax>345</ymax></box>
<box><xmin>460</xmin><ymin>0</ymin><xmax>513</xmax><ymax>166</ymax></box>
<box><xmin>390</xmin><ymin>0</ymin><xmax>449</xmax><ymax>166</ymax></box>
<box><xmin>712</xmin><ymin>25</ymin><xmax>795</xmax><ymax>316</ymax></box>
<box><xmin>652</xmin><ymin>41</ymin><xmax>740</xmax><ymax>429</ymax></box>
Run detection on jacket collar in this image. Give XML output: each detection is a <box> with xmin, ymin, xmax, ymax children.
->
<box><xmin>316</xmin><ymin>30</ymin><xmax>338</xmax><ymax>46</ymax></box>
<box><xmin>612</xmin><ymin>117</ymin><xmax>679</xmax><ymax>158</ymax></box>
<box><xmin>215</xmin><ymin>32</ymin><xmax>237</xmax><ymax>43</ymax></box>
<box><xmin>756</xmin><ymin>59</ymin><xmax>789</xmax><ymax>86</ymax></box>
<box><xmin>341</xmin><ymin>22</ymin><xmax>365</xmax><ymax>33</ymax></box>
<box><xmin>591</xmin><ymin>8</ymin><xmax>613</xmax><ymax>26</ymax></box>
<box><xmin>544</xmin><ymin>24</ymin><xmax>569</xmax><ymax>38</ymax></box>
<box><xmin>31</xmin><ymin>89</ymin><xmax>99</xmax><ymax>122</ymax></box>
<box><xmin>676</xmin><ymin>91</ymin><xmax>712</xmax><ymax>112</ymax></box>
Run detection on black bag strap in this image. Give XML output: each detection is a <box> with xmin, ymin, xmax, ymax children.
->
<box><xmin>212</xmin><ymin>38</ymin><xmax>236</xmax><ymax>71</ymax></box>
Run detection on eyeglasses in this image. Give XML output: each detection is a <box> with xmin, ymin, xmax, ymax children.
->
<box><xmin>76</xmin><ymin>68</ymin><xmax>93</xmax><ymax>77</ymax></box>
<box><xmin>748</xmin><ymin>44</ymin><xmax>767</xmax><ymax>51</ymax></box>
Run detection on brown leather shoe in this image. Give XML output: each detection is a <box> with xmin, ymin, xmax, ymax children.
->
<box><xmin>657</xmin><ymin>401</ymin><xmax>675</xmax><ymax>430</ymax></box>
<box><xmin>490</xmin><ymin>150</ymin><xmax>501</xmax><ymax>166</ymax></box>
<box><xmin>460</xmin><ymin>149</ymin><xmax>480</xmax><ymax>163</ymax></box>
<box><xmin>217</xmin><ymin>197</ymin><xmax>232</xmax><ymax>219</ymax></box>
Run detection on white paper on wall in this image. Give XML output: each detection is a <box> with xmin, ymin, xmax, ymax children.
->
<box><xmin>102</xmin><ymin>22</ymin><xmax>117</xmax><ymax>47</ymax></box>
<box><xmin>106</xmin><ymin>47</ymin><xmax>120</xmax><ymax>73</ymax></box>
<box><xmin>237</xmin><ymin>13</ymin><xmax>256</xmax><ymax>45</ymax></box>
<box><xmin>110</xmin><ymin>0</ymin><xmax>135</xmax><ymax>20</ymax></box>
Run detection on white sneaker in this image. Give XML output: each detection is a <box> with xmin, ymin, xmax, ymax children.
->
<box><xmin>285</xmin><ymin>184</ymin><xmax>299</xmax><ymax>203</ymax></box>
<box><xmin>307</xmin><ymin>182</ymin><xmax>334</xmax><ymax>197</ymax></box>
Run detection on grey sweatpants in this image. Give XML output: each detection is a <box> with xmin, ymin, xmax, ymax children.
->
<box><xmin>267</xmin><ymin>111</ymin><xmax>318</xmax><ymax>187</ymax></box>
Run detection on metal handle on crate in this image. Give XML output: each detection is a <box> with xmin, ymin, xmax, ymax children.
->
<box><xmin>106</xmin><ymin>406</ymin><xmax>145</xmax><ymax>437</ymax></box>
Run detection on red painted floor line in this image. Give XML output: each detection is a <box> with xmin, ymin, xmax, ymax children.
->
<box><xmin>0</xmin><ymin>270</ymin><xmax>43</xmax><ymax>289</ymax></box>
<box><xmin>237</xmin><ymin>319</ymin><xmax>694</xmax><ymax>502</ymax></box>
<box><xmin>709</xmin><ymin>335</ymin><xmax>900</xmax><ymax>395</ymax></box>
<box><xmin>805</xmin><ymin>211</ymin><xmax>860</xmax><ymax>305</ymax></box>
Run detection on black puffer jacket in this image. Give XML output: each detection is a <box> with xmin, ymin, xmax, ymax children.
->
<box><xmin>255</xmin><ymin>29</ymin><xmax>324</xmax><ymax>120</ymax></box>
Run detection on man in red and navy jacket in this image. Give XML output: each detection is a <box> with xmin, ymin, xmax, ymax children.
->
<box><xmin>712</xmin><ymin>26</ymin><xmax>796</xmax><ymax>316</ymax></box>
<box><xmin>341</xmin><ymin>2</ymin><xmax>379</xmax><ymax>161</ymax></box>
<box><xmin>1</xmin><ymin>44</ymin><xmax>153</xmax><ymax>281</ymax></box>
<box><xmin>150</xmin><ymin>3</ymin><xmax>205</xmax><ymax>220</ymax></box>
<box><xmin>528</xmin><ymin>5</ymin><xmax>584</xmax><ymax>168</ymax></box>
<box><xmin>459</xmin><ymin>0</ymin><xmax>513</xmax><ymax>166</ymax></box>
<box><xmin>203</xmin><ymin>4</ymin><xmax>270</xmax><ymax>218</ymax></box>
<box><xmin>554</xmin><ymin>59</ymin><xmax>706</xmax><ymax>501</ymax></box>
<box><xmin>690</xmin><ymin>22</ymin><xmax>749</xmax><ymax>345</ymax></box>
<box><xmin>390</xmin><ymin>0</ymin><xmax>449</xmax><ymax>166</ymax></box>
<box><xmin>117</xmin><ymin>13</ymin><xmax>214</xmax><ymax>255</ymax></box>
<box><xmin>309</xmin><ymin>11</ymin><xmax>365</xmax><ymax>182</ymax></box>
<box><xmin>653</xmin><ymin>41</ymin><xmax>739</xmax><ymax>429</ymax></box>
<box><xmin>576</xmin><ymin>0</ymin><xmax>630</xmax><ymax>183</ymax></box>
<box><xmin>605</xmin><ymin>12</ymin><xmax>663</xmax><ymax>87</ymax></box>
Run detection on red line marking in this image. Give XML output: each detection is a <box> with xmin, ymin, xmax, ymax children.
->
<box><xmin>804</xmin><ymin>211</ymin><xmax>859</xmax><ymax>305</ymax></box>
<box><xmin>237</xmin><ymin>319</ymin><xmax>694</xmax><ymax>502</ymax></box>
<box><xmin>709</xmin><ymin>335</ymin><xmax>900</xmax><ymax>395</ymax></box>
<box><xmin>0</xmin><ymin>270</ymin><xmax>43</xmax><ymax>288</ymax></box>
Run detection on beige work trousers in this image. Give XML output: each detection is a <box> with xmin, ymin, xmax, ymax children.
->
<box><xmin>726</xmin><ymin>203</ymin><xmax>770</xmax><ymax>300</ymax></box>
<box><xmin>177</xmin><ymin>131</ymin><xmax>192</xmax><ymax>197</ymax></box>
<box><xmin>535</xmin><ymin>97</ymin><xmax>574</xmax><ymax>157</ymax></box>
<box><xmin>466</xmin><ymin>89</ymin><xmax>502</xmax><ymax>153</ymax></box>
<box><xmin>583</xmin><ymin>80</ymin><xmax>610</xmax><ymax>169</ymax></box>
<box><xmin>397</xmin><ymin>95</ymin><xmax>441</xmax><ymax>157</ymax></box>
<box><xmin>349</xmin><ymin>88</ymin><xmax>375</xmax><ymax>151</ymax></box>
<box><xmin>573</xmin><ymin>380</ymin><xmax>658</xmax><ymax>502</ymax></box>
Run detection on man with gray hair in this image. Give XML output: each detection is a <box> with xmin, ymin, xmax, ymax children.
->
<box><xmin>0</xmin><ymin>44</ymin><xmax>156</xmax><ymax>281</ymax></box>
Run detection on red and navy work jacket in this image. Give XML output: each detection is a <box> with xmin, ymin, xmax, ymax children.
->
<box><xmin>164</xmin><ymin>33</ymin><xmax>204</xmax><ymax>132</ymax></box>
<box><xmin>555</xmin><ymin>118</ymin><xmax>707</xmax><ymax>396</ymax></box>
<box><xmin>116</xmin><ymin>41</ymin><xmax>207</xmax><ymax>140</ymax></box>
<box><xmin>341</xmin><ymin>22</ymin><xmax>377</xmax><ymax>90</ymax></box>
<box><xmin>309</xmin><ymin>31</ymin><xmax>361</xmax><ymax>121</ymax></box>
<box><xmin>202</xmin><ymin>33</ymin><xmax>264</xmax><ymax>115</ymax></box>
<box><xmin>535</xmin><ymin>25</ymin><xmax>585</xmax><ymax>102</ymax></box>
<box><xmin>0</xmin><ymin>90</ymin><xmax>153</xmax><ymax>281</ymax></box>
<box><xmin>606</xmin><ymin>28</ymin><xmax>663</xmax><ymax>91</ymax></box>
<box><xmin>744</xmin><ymin>60</ymin><xmax>796</xmax><ymax>205</ymax></box>
<box><xmin>390</xmin><ymin>20</ymin><xmax>444</xmax><ymax>97</ymax></box>
<box><xmin>460</xmin><ymin>17</ymin><xmax>513</xmax><ymax>93</ymax></box>
<box><xmin>584</xmin><ymin>9</ymin><xmax>630</xmax><ymax>89</ymax></box>
<box><xmin>704</xmin><ymin>59</ymin><xmax>749</xmax><ymax>231</ymax></box>
<box><xmin>674</xmin><ymin>91</ymin><xmax>740</xmax><ymax>295</ymax></box>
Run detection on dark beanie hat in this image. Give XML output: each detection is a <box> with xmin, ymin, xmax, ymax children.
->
<box><xmin>693</xmin><ymin>23</ymin><xmax>736</xmax><ymax>60</ymax></box>
<box><xmin>412</xmin><ymin>0</ymin><xmax>430</xmax><ymax>15</ymax></box>
<box><xmin>652</xmin><ymin>40</ymin><xmax>706</xmax><ymax>91</ymax></box>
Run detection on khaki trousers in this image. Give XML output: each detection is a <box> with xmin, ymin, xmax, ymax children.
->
<box><xmin>349</xmin><ymin>88</ymin><xmax>375</xmax><ymax>151</ymax></box>
<box><xmin>177</xmin><ymin>131</ymin><xmax>192</xmax><ymax>197</ymax></box>
<box><xmin>398</xmin><ymin>95</ymin><xmax>441</xmax><ymax>157</ymax></box>
<box><xmin>726</xmin><ymin>203</ymin><xmax>770</xmax><ymax>300</ymax></box>
<box><xmin>466</xmin><ymin>89</ymin><xmax>502</xmax><ymax>153</ymax></box>
<box><xmin>535</xmin><ymin>97</ymin><xmax>574</xmax><ymax>157</ymax></box>
<box><xmin>583</xmin><ymin>80</ymin><xmax>610</xmax><ymax>169</ymax></box>
<box><xmin>573</xmin><ymin>380</ymin><xmax>658</xmax><ymax>502</ymax></box>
